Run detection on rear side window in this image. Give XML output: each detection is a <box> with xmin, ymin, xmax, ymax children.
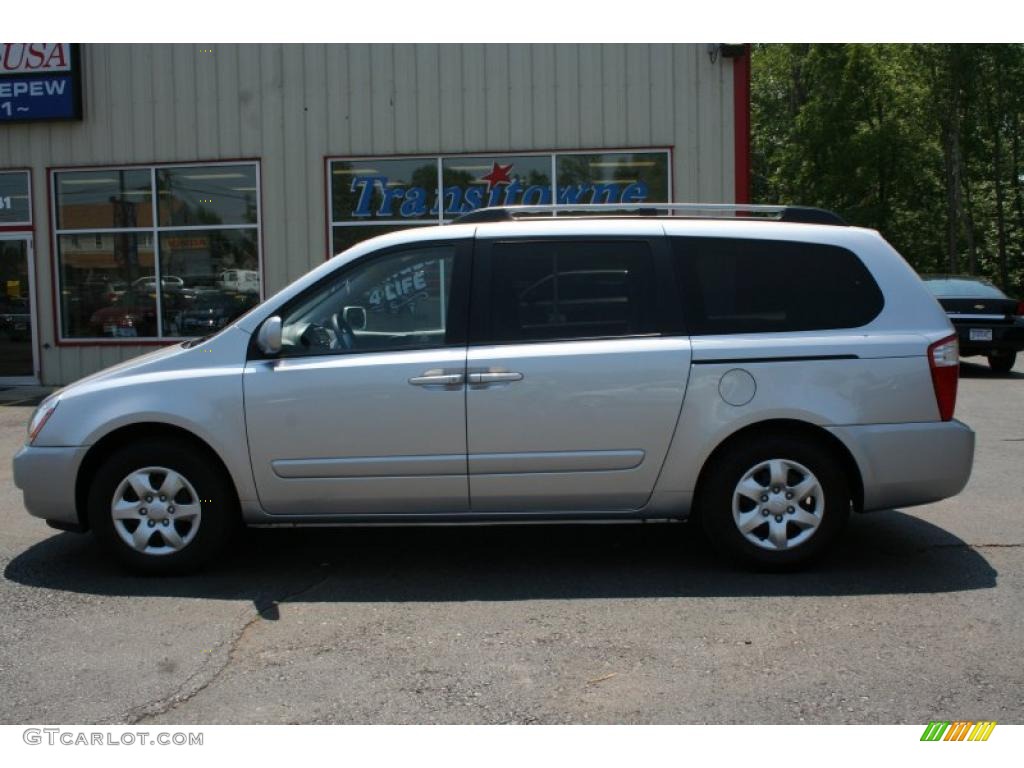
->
<box><xmin>672</xmin><ymin>237</ymin><xmax>884</xmax><ymax>334</ymax></box>
<box><xmin>488</xmin><ymin>240</ymin><xmax>658</xmax><ymax>343</ymax></box>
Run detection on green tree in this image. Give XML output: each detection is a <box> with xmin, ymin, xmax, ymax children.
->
<box><xmin>752</xmin><ymin>43</ymin><xmax>1024</xmax><ymax>295</ymax></box>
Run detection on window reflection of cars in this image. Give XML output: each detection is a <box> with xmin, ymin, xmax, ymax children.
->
<box><xmin>132</xmin><ymin>275</ymin><xmax>185</xmax><ymax>292</ymax></box>
<box><xmin>217</xmin><ymin>269</ymin><xmax>259</xmax><ymax>294</ymax></box>
<box><xmin>88</xmin><ymin>289</ymin><xmax>157</xmax><ymax>338</ymax></box>
<box><xmin>85</xmin><ymin>278</ymin><xmax>128</xmax><ymax>301</ymax></box>
<box><xmin>103</xmin><ymin>281</ymin><xmax>128</xmax><ymax>304</ymax></box>
<box><xmin>75</xmin><ymin>278</ymin><xmax>128</xmax><ymax>315</ymax></box>
<box><xmin>0</xmin><ymin>297</ymin><xmax>31</xmax><ymax>341</ymax></box>
<box><xmin>171</xmin><ymin>292</ymin><xmax>258</xmax><ymax>336</ymax></box>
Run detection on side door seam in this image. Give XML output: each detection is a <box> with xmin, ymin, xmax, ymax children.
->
<box><xmin>645</xmin><ymin>230</ymin><xmax>694</xmax><ymax>506</ymax></box>
<box><xmin>463</xmin><ymin>231</ymin><xmax>478</xmax><ymax>508</ymax></box>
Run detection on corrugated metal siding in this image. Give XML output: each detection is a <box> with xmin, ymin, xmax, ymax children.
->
<box><xmin>0</xmin><ymin>43</ymin><xmax>735</xmax><ymax>386</ymax></box>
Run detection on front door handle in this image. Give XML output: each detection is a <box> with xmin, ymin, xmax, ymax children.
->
<box><xmin>467</xmin><ymin>371</ymin><xmax>524</xmax><ymax>385</ymax></box>
<box><xmin>409</xmin><ymin>370</ymin><xmax>464</xmax><ymax>387</ymax></box>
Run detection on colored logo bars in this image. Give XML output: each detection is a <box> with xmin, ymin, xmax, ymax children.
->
<box><xmin>920</xmin><ymin>720</ymin><xmax>997</xmax><ymax>741</ymax></box>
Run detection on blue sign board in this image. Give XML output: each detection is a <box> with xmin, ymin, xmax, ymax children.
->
<box><xmin>0</xmin><ymin>74</ymin><xmax>75</xmax><ymax>120</ymax></box>
<box><xmin>0</xmin><ymin>44</ymin><xmax>82</xmax><ymax>123</ymax></box>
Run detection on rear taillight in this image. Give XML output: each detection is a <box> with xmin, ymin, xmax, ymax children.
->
<box><xmin>928</xmin><ymin>334</ymin><xmax>959</xmax><ymax>422</ymax></box>
<box><xmin>1015</xmin><ymin>300</ymin><xmax>1024</xmax><ymax>317</ymax></box>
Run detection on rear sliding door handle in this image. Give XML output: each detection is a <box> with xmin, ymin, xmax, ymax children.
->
<box><xmin>467</xmin><ymin>371</ymin><xmax>524</xmax><ymax>385</ymax></box>
<box><xmin>409</xmin><ymin>371</ymin><xmax>464</xmax><ymax>387</ymax></box>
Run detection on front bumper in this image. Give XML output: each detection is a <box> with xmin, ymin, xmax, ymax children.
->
<box><xmin>12</xmin><ymin>444</ymin><xmax>89</xmax><ymax>527</ymax></box>
<box><xmin>827</xmin><ymin>420</ymin><xmax>975</xmax><ymax>512</ymax></box>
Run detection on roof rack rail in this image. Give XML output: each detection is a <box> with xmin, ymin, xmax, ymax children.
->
<box><xmin>452</xmin><ymin>203</ymin><xmax>848</xmax><ymax>226</ymax></box>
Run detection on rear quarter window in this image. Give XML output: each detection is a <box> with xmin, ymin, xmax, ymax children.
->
<box><xmin>671</xmin><ymin>237</ymin><xmax>885</xmax><ymax>334</ymax></box>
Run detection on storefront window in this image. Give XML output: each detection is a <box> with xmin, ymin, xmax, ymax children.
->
<box><xmin>157</xmin><ymin>165</ymin><xmax>258</xmax><ymax>227</ymax></box>
<box><xmin>327</xmin><ymin>150</ymin><xmax>670</xmax><ymax>257</ymax></box>
<box><xmin>53</xmin><ymin>162</ymin><xmax>261</xmax><ymax>340</ymax></box>
<box><xmin>441</xmin><ymin>154</ymin><xmax>553</xmax><ymax>212</ymax></box>
<box><xmin>555</xmin><ymin>151</ymin><xmax>670</xmax><ymax>206</ymax></box>
<box><xmin>55</xmin><ymin>169</ymin><xmax>152</xmax><ymax>230</ymax></box>
<box><xmin>328</xmin><ymin>158</ymin><xmax>437</xmax><ymax>258</ymax></box>
<box><xmin>57</xmin><ymin>232</ymin><xmax>155</xmax><ymax>338</ymax></box>
<box><xmin>0</xmin><ymin>171</ymin><xmax>32</xmax><ymax>225</ymax></box>
<box><xmin>331</xmin><ymin>157</ymin><xmax>439</xmax><ymax>224</ymax></box>
<box><xmin>159</xmin><ymin>229</ymin><xmax>259</xmax><ymax>336</ymax></box>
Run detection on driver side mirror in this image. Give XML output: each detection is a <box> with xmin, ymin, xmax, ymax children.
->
<box><xmin>256</xmin><ymin>315</ymin><xmax>282</xmax><ymax>355</ymax></box>
<box><xmin>342</xmin><ymin>305</ymin><xmax>367</xmax><ymax>331</ymax></box>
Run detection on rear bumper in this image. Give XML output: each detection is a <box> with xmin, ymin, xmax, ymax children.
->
<box><xmin>952</xmin><ymin>318</ymin><xmax>1024</xmax><ymax>356</ymax></box>
<box><xmin>12</xmin><ymin>444</ymin><xmax>88</xmax><ymax>527</ymax></box>
<box><xmin>827</xmin><ymin>420</ymin><xmax>974</xmax><ymax>512</ymax></box>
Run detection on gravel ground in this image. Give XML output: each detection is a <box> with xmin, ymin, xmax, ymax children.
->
<box><xmin>0</xmin><ymin>359</ymin><xmax>1021</xmax><ymax>724</ymax></box>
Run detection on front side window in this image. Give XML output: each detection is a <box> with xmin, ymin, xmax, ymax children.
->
<box><xmin>280</xmin><ymin>245</ymin><xmax>455</xmax><ymax>357</ymax></box>
<box><xmin>672</xmin><ymin>237</ymin><xmax>885</xmax><ymax>335</ymax></box>
<box><xmin>53</xmin><ymin>162</ymin><xmax>260</xmax><ymax>340</ymax></box>
<box><xmin>487</xmin><ymin>240</ymin><xmax>658</xmax><ymax>343</ymax></box>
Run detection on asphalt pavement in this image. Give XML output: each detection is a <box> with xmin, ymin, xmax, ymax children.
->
<box><xmin>0</xmin><ymin>359</ymin><xmax>1021</xmax><ymax>724</ymax></box>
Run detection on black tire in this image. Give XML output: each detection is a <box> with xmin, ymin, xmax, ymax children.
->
<box><xmin>987</xmin><ymin>352</ymin><xmax>1016</xmax><ymax>374</ymax></box>
<box><xmin>87</xmin><ymin>437</ymin><xmax>239</xmax><ymax>575</ymax></box>
<box><xmin>697</xmin><ymin>434</ymin><xmax>851</xmax><ymax>570</ymax></box>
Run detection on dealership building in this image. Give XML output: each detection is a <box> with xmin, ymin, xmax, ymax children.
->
<box><xmin>0</xmin><ymin>43</ymin><xmax>750</xmax><ymax>386</ymax></box>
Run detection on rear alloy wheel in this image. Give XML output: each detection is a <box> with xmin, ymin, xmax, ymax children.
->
<box><xmin>731</xmin><ymin>458</ymin><xmax>824</xmax><ymax>552</ymax></box>
<box><xmin>987</xmin><ymin>351</ymin><xmax>1016</xmax><ymax>374</ymax></box>
<box><xmin>699</xmin><ymin>435</ymin><xmax>850</xmax><ymax>570</ymax></box>
<box><xmin>88</xmin><ymin>438</ymin><xmax>238</xmax><ymax>575</ymax></box>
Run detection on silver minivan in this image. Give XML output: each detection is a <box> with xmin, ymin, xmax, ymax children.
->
<box><xmin>13</xmin><ymin>205</ymin><xmax>975</xmax><ymax>573</ymax></box>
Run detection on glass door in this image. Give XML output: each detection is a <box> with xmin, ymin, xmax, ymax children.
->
<box><xmin>0</xmin><ymin>235</ymin><xmax>37</xmax><ymax>381</ymax></box>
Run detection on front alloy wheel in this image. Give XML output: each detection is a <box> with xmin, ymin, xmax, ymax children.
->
<box><xmin>88</xmin><ymin>437</ymin><xmax>238</xmax><ymax>575</ymax></box>
<box><xmin>111</xmin><ymin>467</ymin><xmax>203</xmax><ymax>555</ymax></box>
